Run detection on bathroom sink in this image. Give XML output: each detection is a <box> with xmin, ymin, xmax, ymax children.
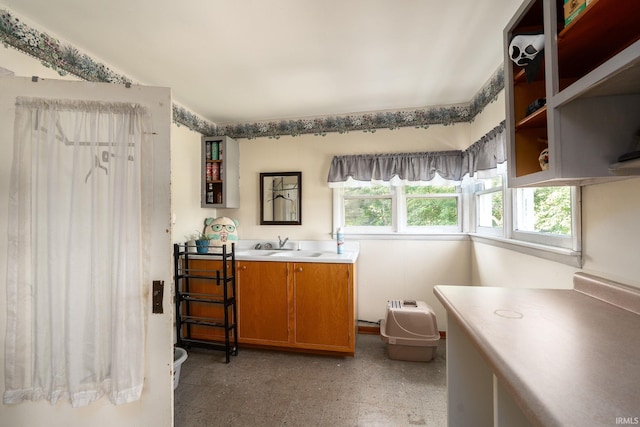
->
<box><xmin>268</xmin><ymin>251</ymin><xmax>324</xmax><ymax>258</ymax></box>
<box><xmin>235</xmin><ymin>250</ymin><xmax>278</xmax><ymax>257</ymax></box>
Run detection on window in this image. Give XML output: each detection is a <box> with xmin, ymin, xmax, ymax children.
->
<box><xmin>333</xmin><ymin>172</ymin><xmax>579</xmax><ymax>250</ymax></box>
<box><xmin>343</xmin><ymin>185</ymin><xmax>393</xmax><ymax>232</ymax></box>
<box><xmin>335</xmin><ymin>183</ymin><xmax>461</xmax><ymax>234</ymax></box>
<box><xmin>330</xmin><ymin>153</ymin><xmax>580</xmax><ymax>263</ymax></box>
<box><xmin>472</xmin><ymin>173</ymin><xmax>580</xmax><ymax>251</ymax></box>
<box><xmin>512</xmin><ymin>186</ymin><xmax>576</xmax><ymax>249</ymax></box>
<box><xmin>475</xmin><ymin>176</ymin><xmax>503</xmax><ymax>235</ymax></box>
<box><xmin>404</xmin><ymin>186</ymin><xmax>460</xmax><ymax>231</ymax></box>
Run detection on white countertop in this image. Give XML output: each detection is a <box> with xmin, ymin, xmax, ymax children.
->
<box><xmin>186</xmin><ymin>240</ymin><xmax>359</xmax><ymax>264</ymax></box>
<box><xmin>434</xmin><ymin>274</ymin><xmax>640</xmax><ymax>427</ymax></box>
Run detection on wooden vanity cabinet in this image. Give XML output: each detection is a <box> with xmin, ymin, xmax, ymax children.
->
<box><xmin>292</xmin><ymin>262</ymin><xmax>353</xmax><ymax>351</ymax></box>
<box><xmin>237</xmin><ymin>261</ymin><xmax>290</xmax><ymax>344</ymax></box>
<box><xmin>236</xmin><ymin>260</ymin><xmax>356</xmax><ymax>355</ymax></box>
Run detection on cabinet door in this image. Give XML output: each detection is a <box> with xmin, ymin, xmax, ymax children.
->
<box><xmin>180</xmin><ymin>259</ymin><xmax>233</xmax><ymax>341</ymax></box>
<box><xmin>293</xmin><ymin>263</ymin><xmax>353</xmax><ymax>351</ymax></box>
<box><xmin>237</xmin><ymin>261</ymin><xmax>290</xmax><ymax>344</ymax></box>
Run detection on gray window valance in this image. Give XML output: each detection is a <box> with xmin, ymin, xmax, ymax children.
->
<box><xmin>462</xmin><ymin>121</ymin><xmax>506</xmax><ymax>177</ymax></box>
<box><xmin>327</xmin><ymin>121</ymin><xmax>505</xmax><ymax>186</ymax></box>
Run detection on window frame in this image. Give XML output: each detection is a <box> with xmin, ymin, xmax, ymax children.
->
<box><xmin>333</xmin><ymin>184</ymin><xmax>463</xmax><ymax>235</ymax></box>
<box><xmin>509</xmin><ymin>186</ymin><xmax>581</xmax><ymax>251</ymax></box>
<box><xmin>469</xmin><ymin>173</ymin><xmax>582</xmax><ymax>264</ymax></box>
<box><xmin>331</xmin><ymin>170</ymin><xmax>582</xmax><ymax>266</ymax></box>
<box><xmin>340</xmin><ymin>184</ymin><xmax>395</xmax><ymax>234</ymax></box>
<box><xmin>474</xmin><ymin>183</ymin><xmax>504</xmax><ymax>237</ymax></box>
<box><xmin>400</xmin><ymin>190</ymin><xmax>462</xmax><ymax>233</ymax></box>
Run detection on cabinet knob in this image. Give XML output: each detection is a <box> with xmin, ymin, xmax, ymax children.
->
<box><xmin>240</xmin><ymin>265</ymin><xmax>247</xmax><ymax>270</ymax></box>
<box><xmin>296</xmin><ymin>267</ymin><xmax>303</xmax><ymax>273</ymax></box>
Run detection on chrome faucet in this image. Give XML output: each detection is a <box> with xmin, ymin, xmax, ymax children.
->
<box><xmin>278</xmin><ymin>236</ymin><xmax>289</xmax><ymax>249</ymax></box>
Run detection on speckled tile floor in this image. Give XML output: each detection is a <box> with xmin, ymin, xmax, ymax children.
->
<box><xmin>174</xmin><ymin>334</ymin><xmax>447</xmax><ymax>426</ymax></box>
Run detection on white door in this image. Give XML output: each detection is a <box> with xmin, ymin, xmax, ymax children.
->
<box><xmin>0</xmin><ymin>76</ymin><xmax>174</xmax><ymax>426</ymax></box>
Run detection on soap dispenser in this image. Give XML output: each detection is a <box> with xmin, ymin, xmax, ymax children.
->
<box><xmin>336</xmin><ymin>227</ymin><xmax>344</xmax><ymax>254</ymax></box>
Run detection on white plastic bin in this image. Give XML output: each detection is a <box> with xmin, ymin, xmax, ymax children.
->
<box><xmin>173</xmin><ymin>347</ymin><xmax>188</xmax><ymax>390</ymax></box>
<box><xmin>380</xmin><ymin>300</ymin><xmax>440</xmax><ymax>362</ymax></box>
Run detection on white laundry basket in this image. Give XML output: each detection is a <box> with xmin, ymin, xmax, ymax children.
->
<box><xmin>173</xmin><ymin>347</ymin><xmax>188</xmax><ymax>390</ymax></box>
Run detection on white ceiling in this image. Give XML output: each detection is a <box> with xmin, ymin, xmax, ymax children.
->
<box><xmin>2</xmin><ymin>0</ymin><xmax>524</xmax><ymax>126</ymax></box>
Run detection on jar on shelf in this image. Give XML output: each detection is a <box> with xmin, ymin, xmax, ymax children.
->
<box><xmin>206</xmin><ymin>163</ymin><xmax>213</xmax><ymax>181</ymax></box>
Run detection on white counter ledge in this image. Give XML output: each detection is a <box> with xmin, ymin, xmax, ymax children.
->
<box><xmin>186</xmin><ymin>240</ymin><xmax>359</xmax><ymax>264</ymax></box>
<box><xmin>434</xmin><ymin>273</ymin><xmax>640</xmax><ymax>427</ymax></box>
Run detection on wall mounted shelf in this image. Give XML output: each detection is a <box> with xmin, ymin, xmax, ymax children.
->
<box><xmin>505</xmin><ymin>0</ymin><xmax>640</xmax><ymax>187</ymax></box>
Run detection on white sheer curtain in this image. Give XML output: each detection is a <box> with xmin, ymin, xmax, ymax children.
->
<box><xmin>4</xmin><ymin>97</ymin><xmax>153</xmax><ymax>407</ymax></box>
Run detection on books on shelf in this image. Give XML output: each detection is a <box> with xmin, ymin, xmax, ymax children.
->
<box><xmin>205</xmin><ymin>141</ymin><xmax>220</xmax><ymax>160</ymax></box>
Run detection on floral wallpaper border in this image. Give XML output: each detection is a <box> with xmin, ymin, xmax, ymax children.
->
<box><xmin>216</xmin><ymin>68</ymin><xmax>503</xmax><ymax>139</ymax></box>
<box><xmin>1</xmin><ymin>8</ymin><xmax>503</xmax><ymax>140</ymax></box>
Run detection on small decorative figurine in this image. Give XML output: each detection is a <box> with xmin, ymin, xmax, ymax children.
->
<box><xmin>203</xmin><ymin>217</ymin><xmax>238</xmax><ymax>252</ymax></box>
<box><xmin>539</xmin><ymin>148</ymin><xmax>549</xmax><ymax>171</ymax></box>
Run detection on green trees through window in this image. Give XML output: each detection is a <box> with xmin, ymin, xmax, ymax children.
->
<box><xmin>516</xmin><ymin>186</ymin><xmax>572</xmax><ymax>235</ymax></box>
<box><xmin>335</xmin><ymin>172</ymin><xmax>577</xmax><ymax>251</ymax></box>
<box><xmin>405</xmin><ymin>186</ymin><xmax>458</xmax><ymax>227</ymax></box>
<box><xmin>344</xmin><ymin>186</ymin><xmax>391</xmax><ymax>227</ymax></box>
<box><xmin>343</xmin><ymin>185</ymin><xmax>458</xmax><ymax>228</ymax></box>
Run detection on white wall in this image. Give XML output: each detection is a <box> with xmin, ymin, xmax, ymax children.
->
<box><xmin>581</xmin><ymin>177</ymin><xmax>640</xmax><ymax>288</ymax></box>
<box><xmin>218</xmin><ymin>123</ymin><xmax>472</xmax><ymax>240</ymax></box>
<box><xmin>211</xmin><ymin>124</ymin><xmax>474</xmax><ymax>328</ymax></box>
<box><xmin>170</xmin><ymin>123</ymin><xmax>215</xmax><ymax>241</ymax></box>
<box><xmin>470</xmin><ymin>91</ymin><xmax>506</xmax><ymax>141</ymax></box>
<box><xmin>469</xmin><ymin>90</ymin><xmax>640</xmax><ymax>291</ymax></box>
<box><xmin>470</xmin><ymin>243</ymin><xmax>578</xmax><ymax>289</ymax></box>
<box><xmin>470</xmin><ymin>177</ymin><xmax>640</xmax><ymax>291</ymax></box>
<box><xmin>468</xmin><ymin>91</ymin><xmax>579</xmax><ymax>289</ymax></box>
<box><xmin>1</xmin><ymin>45</ymin><xmax>80</xmax><ymax>81</ymax></box>
<box><xmin>356</xmin><ymin>239</ymin><xmax>470</xmax><ymax>327</ymax></box>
